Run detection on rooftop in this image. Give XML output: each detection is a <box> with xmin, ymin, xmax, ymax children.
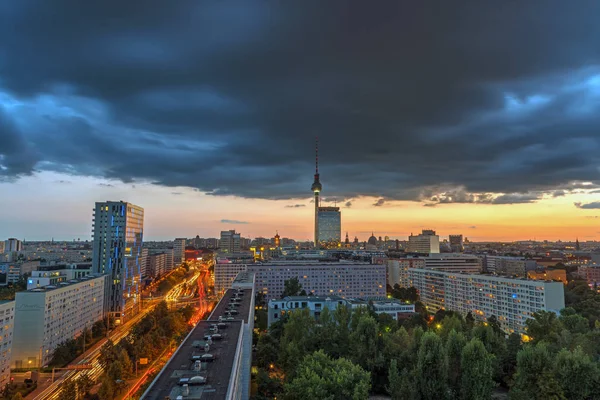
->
<box><xmin>24</xmin><ymin>274</ymin><xmax>105</xmax><ymax>293</ymax></box>
<box><xmin>142</xmin><ymin>288</ymin><xmax>253</xmax><ymax>400</ymax></box>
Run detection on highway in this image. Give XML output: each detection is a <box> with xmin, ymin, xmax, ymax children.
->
<box><xmin>31</xmin><ymin>268</ymin><xmax>205</xmax><ymax>400</ymax></box>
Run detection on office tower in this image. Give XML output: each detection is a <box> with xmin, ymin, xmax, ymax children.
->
<box><xmin>449</xmin><ymin>234</ymin><xmax>464</xmax><ymax>252</ymax></box>
<box><xmin>92</xmin><ymin>201</ymin><xmax>144</xmax><ymax>323</ymax></box>
<box><xmin>4</xmin><ymin>238</ymin><xmax>22</xmax><ymax>253</ymax></box>
<box><xmin>173</xmin><ymin>238</ymin><xmax>186</xmax><ymax>264</ymax></box>
<box><xmin>317</xmin><ymin>207</ymin><xmax>341</xmax><ymax>248</ymax></box>
<box><xmin>407</xmin><ymin>230</ymin><xmax>440</xmax><ymax>253</ymax></box>
<box><xmin>220</xmin><ymin>230</ymin><xmax>241</xmax><ymax>253</ymax></box>
<box><xmin>409</xmin><ymin>268</ymin><xmax>565</xmax><ymax>334</ymax></box>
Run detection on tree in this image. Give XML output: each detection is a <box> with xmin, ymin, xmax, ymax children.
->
<box><xmin>256</xmin><ymin>333</ymin><xmax>279</xmax><ymax>369</ymax></box>
<box><xmin>98</xmin><ymin>376</ymin><xmax>115</xmax><ymax>400</ymax></box>
<box><xmin>460</xmin><ymin>338</ymin><xmax>495</xmax><ymax>400</ymax></box>
<box><xmin>510</xmin><ymin>343</ymin><xmax>564</xmax><ymax>400</ymax></box>
<box><xmin>349</xmin><ymin>312</ymin><xmax>380</xmax><ymax>372</ymax></box>
<box><xmin>58</xmin><ymin>378</ymin><xmax>77</xmax><ymax>400</ymax></box>
<box><xmin>11</xmin><ymin>394</ymin><xmax>24</xmax><ymax>400</ymax></box>
<box><xmin>553</xmin><ymin>347</ymin><xmax>600</xmax><ymax>399</ymax></box>
<box><xmin>76</xmin><ymin>373</ymin><xmax>94</xmax><ymax>398</ymax></box>
<box><xmin>279</xmin><ymin>309</ymin><xmax>317</xmax><ymax>375</ymax></box>
<box><xmin>414</xmin><ymin>332</ymin><xmax>449</xmax><ymax>400</ymax></box>
<box><xmin>282</xmin><ymin>278</ymin><xmax>302</xmax><ymax>297</ymax></box>
<box><xmin>525</xmin><ymin>311</ymin><xmax>562</xmax><ymax>344</ymax></box>
<box><xmin>99</xmin><ymin>340</ymin><xmax>116</xmax><ymax>369</ymax></box>
<box><xmin>283</xmin><ymin>350</ymin><xmax>370</xmax><ymax>400</ymax></box>
<box><xmin>387</xmin><ymin>359</ymin><xmax>413</xmax><ymax>400</ymax></box>
<box><xmin>445</xmin><ymin>329</ymin><xmax>467</xmax><ymax>399</ymax></box>
<box><xmin>465</xmin><ymin>312</ymin><xmax>475</xmax><ymax>330</ymax></box>
<box><xmin>118</xmin><ymin>348</ymin><xmax>134</xmax><ymax>379</ymax></box>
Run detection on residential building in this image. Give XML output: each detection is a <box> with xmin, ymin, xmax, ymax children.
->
<box><xmin>220</xmin><ymin>230</ymin><xmax>241</xmax><ymax>254</ymax></box>
<box><xmin>12</xmin><ymin>274</ymin><xmax>106</xmax><ymax>368</ymax></box>
<box><xmin>449</xmin><ymin>235</ymin><xmax>464</xmax><ymax>252</ymax></box>
<box><xmin>214</xmin><ymin>263</ymin><xmax>247</xmax><ymax>294</ymax></box>
<box><xmin>173</xmin><ymin>238</ymin><xmax>186</xmax><ymax>265</ymax></box>
<box><xmin>577</xmin><ymin>264</ymin><xmax>600</xmax><ymax>287</ymax></box>
<box><xmin>148</xmin><ymin>253</ymin><xmax>167</xmax><ymax>277</ymax></box>
<box><xmin>407</xmin><ymin>230</ymin><xmax>440</xmax><ymax>254</ymax></box>
<box><xmin>27</xmin><ymin>265</ymin><xmax>92</xmax><ymax>290</ymax></box>
<box><xmin>423</xmin><ymin>253</ymin><xmax>482</xmax><ymax>273</ymax></box>
<box><xmin>0</xmin><ymin>242</ymin><xmax>4</xmax><ymax>254</ymax></box>
<box><xmin>140</xmin><ymin>248</ymin><xmax>149</xmax><ymax>277</ymax></box>
<box><xmin>386</xmin><ymin>258</ymin><xmax>426</xmax><ymax>287</ymax></box>
<box><xmin>267</xmin><ymin>296</ymin><xmax>415</xmax><ymax>327</ymax></box>
<box><xmin>0</xmin><ymin>301</ymin><xmax>14</xmax><ymax>387</ymax></box>
<box><xmin>92</xmin><ymin>201</ymin><xmax>144</xmax><ymax>324</ymax></box>
<box><xmin>409</xmin><ymin>269</ymin><xmax>565</xmax><ymax>334</ymax></box>
<box><xmin>4</xmin><ymin>239</ymin><xmax>22</xmax><ymax>253</ymax></box>
<box><xmin>247</xmin><ymin>262</ymin><xmax>386</xmax><ymax>300</ymax></box>
<box><xmin>317</xmin><ymin>207</ymin><xmax>341</xmax><ymax>248</ymax></box>
<box><xmin>527</xmin><ymin>269</ymin><xmax>567</xmax><ymax>283</ymax></box>
<box><xmin>6</xmin><ymin>261</ymin><xmax>40</xmax><ymax>284</ymax></box>
<box><xmin>485</xmin><ymin>256</ymin><xmax>536</xmax><ymax>277</ymax></box>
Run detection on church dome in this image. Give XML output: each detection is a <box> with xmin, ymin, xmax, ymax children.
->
<box><xmin>368</xmin><ymin>232</ymin><xmax>378</xmax><ymax>246</ymax></box>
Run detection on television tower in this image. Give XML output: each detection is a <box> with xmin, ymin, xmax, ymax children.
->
<box><xmin>311</xmin><ymin>137</ymin><xmax>322</xmax><ymax>249</ymax></box>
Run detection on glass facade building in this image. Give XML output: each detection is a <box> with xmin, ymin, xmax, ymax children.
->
<box><xmin>92</xmin><ymin>201</ymin><xmax>144</xmax><ymax>323</ymax></box>
<box><xmin>317</xmin><ymin>206</ymin><xmax>341</xmax><ymax>248</ymax></box>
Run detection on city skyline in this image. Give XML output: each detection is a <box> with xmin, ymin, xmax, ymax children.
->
<box><xmin>2</xmin><ymin>3</ymin><xmax>600</xmax><ymax>242</ymax></box>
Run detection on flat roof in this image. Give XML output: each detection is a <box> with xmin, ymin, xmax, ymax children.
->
<box><xmin>142</xmin><ymin>288</ymin><xmax>253</xmax><ymax>400</ymax></box>
<box><xmin>23</xmin><ymin>274</ymin><xmax>105</xmax><ymax>293</ymax></box>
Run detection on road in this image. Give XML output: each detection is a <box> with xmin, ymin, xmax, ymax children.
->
<box><xmin>30</xmin><ymin>269</ymin><xmax>204</xmax><ymax>400</ymax></box>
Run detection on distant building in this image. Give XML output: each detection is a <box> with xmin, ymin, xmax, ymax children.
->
<box><xmin>407</xmin><ymin>230</ymin><xmax>440</xmax><ymax>254</ymax></box>
<box><xmin>449</xmin><ymin>235</ymin><xmax>464</xmax><ymax>252</ymax></box>
<box><xmin>267</xmin><ymin>296</ymin><xmax>415</xmax><ymax>327</ymax></box>
<box><xmin>409</xmin><ymin>269</ymin><xmax>565</xmax><ymax>334</ymax></box>
<box><xmin>386</xmin><ymin>258</ymin><xmax>426</xmax><ymax>287</ymax></box>
<box><xmin>140</xmin><ymin>248</ymin><xmax>149</xmax><ymax>278</ymax></box>
<box><xmin>12</xmin><ymin>274</ymin><xmax>106</xmax><ymax>368</ymax></box>
<box><xmin>317</xmin><ymin>207</ymin><xmax>341</xmax><ymax>248</ymax></box>
<box><xmin>220</xmin><ymin>230</ymin><xmax>241</xmax><ymax>254</ymax></box>
<box><xmin>0</xmin><ymin>301</ymin><xmax>14</xmax><ymax>387</ymax></box>
<box><xmin>173</xmin><ymin>238</ymin><xmax>186</xmax><ymax>265</ymax></box>
<box><xmin>92</xmin><ymin>201</ymin><xmax>144</xmax><ymax>324</ymax></box>
<box><xmin>148</xmin><ymin>253</ymin><xmax>167</xmax><ymax>277</ymax></box>
<box><xmin>527</xmin><ymin>269</ymin><xmax>567</xmax><ymax>283</ymax></box>
<box><xmin>5</xmin><ymin>261</ymin><xmax>40</xmax><ymax>284</ymax></box>
<box><xmin>214</xmin><ymin>263</ymin><xmax>247</xmax><ymax>295</ymax></box>
<box><xmin>27</xmin><ymin>265</ymin><xmax>92</xmax><ymax>290</ymax></box>
<box><xmin>423</xmin><ymin>253</ymin><xmax>482</xmax><ymax>273</ymax></box>
<box><xmin>577</xmin><ymin>264</ymin><xmax>600</xmax><ymax>287</ymax></box>
<box><xmin>485</xmin><ymin>256</ymin><xmax>536</xmax><ymax>277</ymax></box>
<box><xmin>3</xmin><ymin>239</ymin><xmax>22</xmax><ymax>253</ymax></box>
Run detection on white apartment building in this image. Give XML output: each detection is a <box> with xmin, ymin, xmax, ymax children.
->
<box><xmin>220</xmin><ymin>230</ymin><xmax>241</xmax><ymax>254</ymax></box>
<box><xmin>27</xmin><ymin>267</ymin><xmax>92</xmax><ymax>290</ymax></box>
<box><xmin>407</xmin><ymin>230</ymin><xmax>440</xmax><ymax>254</ymax></box>
<box><xmin>214</xmin><ymin>263</ymin><xmax>247</xmax><ymax>294</ymax></box>
<box><xmin>173</xmin><ymin>238</ymin><xmax>186</xmax><ymax>265</ymax></box>
<box><xmin>0</xmin><ymin>301</ymin><xmax>14</xmax><ymax>387</ymax></box>
<box><xmin>12</xmin><ymin>274</ymin><xmax>106</xmax><ymax>368</ymax></box>
<box><xmin>409</xmin><ymin>268</ymin><xmax>565</xmax><ymax>334</ymax></box>
<box><xmin>247</xmin><ymin>262</ymin><xmax>386</xmax><ymax>300</ymax></box>
<box><xmin>424</xmin><ymin>253</ymin><xmax>482</xmax><ymax>273</ymax></box>
<box><xmin>6</xmin><ymin>261</ymin><xmax>41</xmax><ymax>284</ymax></box>
<box><xmin>386</xmin><ymin>258</ymin><xmax>426</xmax><ymax>287</ymax></box>
<box><xmin>484</xmin><ymin>256</ymin><xmax>536</xmax><ymax>277</ymax></box>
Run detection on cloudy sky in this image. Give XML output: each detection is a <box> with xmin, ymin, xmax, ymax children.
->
<box><xmin>2</xmin><ymin>1</ymin><xmax>600</xmax><ymax>241</ymax></box>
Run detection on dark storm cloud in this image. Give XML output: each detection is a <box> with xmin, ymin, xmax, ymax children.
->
<box><xmin>575</xmin><ymin>202</ymin><xmax>600</xmax><ymax>210</ymax></box>
<box><xmin>2</xmin><ymin>1</ymin><xmax>600</xmax><ymax>202</ymax></box>
<box><xmin>373</xmin><ymin>199</ymin><xmax>386</xmax><ymax>207</ymax></box>
<box><xmin>345</xmin><ymin>201</ymin><xmax>352</xmax><ymax>208</ymax></box>
<box><xmin>285</xmin><ymin>204</ymin><xmax>306</xmax><ymax>208</ymax></box>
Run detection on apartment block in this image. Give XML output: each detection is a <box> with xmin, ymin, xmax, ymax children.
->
<box><xmin>173</xmin><ymin>238</ymin><xmax>186</xmax><ymax>265</ymax></box>
<box><xmin>214</xmin><ymin>263</ymin><xmax>247</xmax><ymax>295</ymax></box>
<box><xmin>0</xmin><ymin>301</ymin><xmax>14</xmax><ymax>387</ymax></box>
<box><xmin>409</xmin><ymin>268</ymin><xmax>565</xmax><ymax>334</ymax></box>
<box><xmin>12</xmin><ymin>274</ymin><xmax>106</xmax><ymax>368</ymax></box>
<box><xmin>407</xmin><ymin>230</ymin><xmax>440</xmax><ymax>254</ymax></box>
<box><xmin>386</xmin><ymin>258</ymin><xmax>426</xmax><ymax>287</ymax></box>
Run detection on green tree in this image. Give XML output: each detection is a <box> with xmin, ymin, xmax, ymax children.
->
<box><xmin>349</xmin><ymin>312</ymin><xmax>380</xmax><ymax>372</ymax></box>
<box><xmin>558</xmin><ymin>308</ymin><xmax>589</xmax><ymax>335</ymax></box>
<box><xmin>256</xmin><ymin>333</ymin><xmax>279</xmax><ymax>369</ymax></box>
<box><xmin>11</xmin><ymin>394</ymin><xmax>24</xmax><ymax>400</ymax></box>
<box><xmin>553</xmin><ymin>347</ymin><xmax>600</xmax><ymax>399</ymax></box>
<box><xmin>99</xmin><ymin>340</ymin><xmax>116</xmax><ymax>369</ymax></box>
<box><xmin>510</xmin><ymin>343</ymin><xmax>565</xmax><ymax>400</ymax></box>
<box><xmin>279</xmin><ymin>309</ymin><xmax>317</xmax><ymax>375</ymax></box>
<box><xmin>460</xmin><ymin>338</ymin><xmax>495</xmax><ymax>400</ymax></box>
<box><xmin>283</xmin><ymin>350</ymin><xmax>370</xmax><ymax>400</ymax></box>
<box><xmin>256</xmin><ymin>368</ymin><xmax>283</xmax><ymax>399</ymax></box>
<box><xmin>76</xmin><ymin>373</ymin><xmax>94</xmax><ymax>398</ymax></box>
<box><xmin>98</xmin><ymin>376</ymin><xmax>115</xmax><ymax>400</ymax></box>
<box><xmin>445</xmin><ymin>329</ymin><xmax>467</xmax><ymax>399</ymax></box>
<box><xmin>282</xmin><ymin>278</ymin><xmax>302</xmax><ymax>297</ymax></box>
<box><xmin>525</xmin><ymin>311</ymin><xmax>562</xmax><ymax>344</ymax></box>
<box><xmin>387</xmin><ymin>359</ymin><xmax>413</xmax><ymax>400</ymax></box>
<box><xmin>415</xmin><ymin>332</ymin><xmax>449</xmax><ymax>400</ymax></box>
<box><xmin>58</xmin><ymin>378</ymin><xmax>77</xmax><ymax>400</ymax></box>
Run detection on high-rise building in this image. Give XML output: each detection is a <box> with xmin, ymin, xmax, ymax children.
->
<box><xmin>4</xmin><ymin>238</ymin><xmax>22</xmax><ymax>253</ymax></box>
<box><xmin>449</xmin><ymin>234</ymin><xmax>464</xmax><ymax>252</ymax></box>
<box><xmin>407</xmin><ymin>230</ymin><xmax>440</xmax><ymax>254</ymax></box>
<box><xmin>92</xmin><ymin>201</ymin><xmax>144</xmax><ymax>324</ymax></box>
<box><xmin>0</xmin><ymin>301</ymin><xmax>14</xmax><ymax>387</ymax></box>
<box><xmin>311</xmin><ymin>138</ymin><xmax>323</xmax><ymax>248</ymax></box>
<box><xmin>220</xmin><ymin>230</ymin><xmax>241</xmax><ymax>253</ymax></box>
<box><xmin>317</xmin><ymin>206</ymin><xmax>341</xmax><ymax>248</ymax></box>
<box><xmin>409</xmin><ymin>268</ymin><xmax>565</xmax><ymax>334</ymax></box>
<box><xmin>173</xmin><ymin>238</ymin><xmax>186</xmax><ymax>265</ymax></box>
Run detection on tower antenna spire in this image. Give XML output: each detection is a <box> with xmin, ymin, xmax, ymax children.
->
<box><xmin>315</xmin><ymin>136</ymin><xmax>319</xmax><ymax>174</ymax></box>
